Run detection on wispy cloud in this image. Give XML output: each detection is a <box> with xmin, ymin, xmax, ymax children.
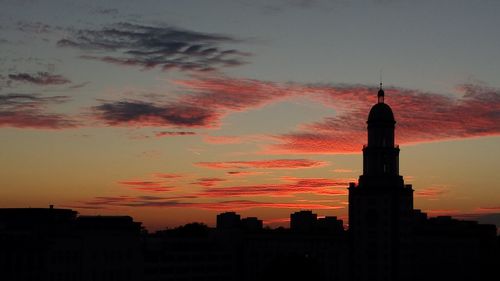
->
<box><xmin>414</xmin><ymin>185</ymin><xmax>449</xmax><ymax>199</ymax></box>
<box><xmin>226</xmin><ymin>171</ymin><xmax>268</xmax><ymax>177</ymax></box>
<box><xmin>117</xmin><ymin>180</ymin><xmax>173</xmax><ymax>192</ymax></box>
<box><xmin>477</xmin><ymin>206</ymin><xmax>500</xmax><ymax>212</ymax></box>
<box><xmin>203</xmin><ymin>135</ymin><xmax>242</xmax><ymax>144</ymax></box>
<box><xmin>74</xmin><ymin>196</ymin><xmax>341</xmax><ymax>211</ymax></box>
<box><xmin>152</xmin><ymin>173</ymin><xmax>183</xmax><ymax>179</ymax></box>
<box><xmin>8</xmin><ymin>72</ymin><xmax>71</xmax><ymax>85</ymax></box>
<box><xmin>191</xmin><ymin>177</ymin><xmax>226</xmax><ymax>187</ymax></box>
<box><xmin>199</xmin><ymin>177</ymin><xmax>350</xmax><ymax>197</ymax></box>
<box><xmin>155</xmin><ymin>131</ymin><xmax>196</xmax><ymax>137</ymax></box>
<box><xmin>332</xmin><ymin>169</ymin><xmax>353</xmax><ymax>173</ymax></box>
<box><xmin>195</xmin><ymin>159</ymin><xmax>327</xmax><ymax>169</ymax></box>
<box><xmin>16</xmin><ymin>21</ymin><xmax>52</xmax><ymax>34</ymax></box>
<box><xmin>0</xmin><ymin>93</ymin><xmax>77</xmax><ymax>129</ymax></box>
<box><xmin>58</xmin><ymin>22</ymin><xmax>249</xmax><ymax>72</ymax></box>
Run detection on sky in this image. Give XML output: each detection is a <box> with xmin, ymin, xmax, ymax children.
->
<box><xmin>1</xmin><ymin>0</ymin><xmax>499</xmax><ymax>231</ymax></box>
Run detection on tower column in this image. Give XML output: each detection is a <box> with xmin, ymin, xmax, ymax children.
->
<box><xmin>349</xmin><ymin>86</ymin><xmax>413</xmax><ymax>281</ymax></box>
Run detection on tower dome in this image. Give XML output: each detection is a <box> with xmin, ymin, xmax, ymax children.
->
<box><xmin>368</xmin><ymin>102</ymin><xmax>395</xmax><ymax>123</ymax></box>
<box><xmin>368</xmin><ymin>84</ymin><xmax>395</xmax><ymax>124</ymax></box>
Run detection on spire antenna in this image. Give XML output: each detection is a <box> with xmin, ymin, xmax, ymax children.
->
<box><xmin>379</xmin><ymin>68</ymin><xmax>383</xmax><ymax>89</ymax></box>
<box><xmin>377</xmin><ymin>70</ymin><xmax>384</xmax><ymax>103</ymax></box>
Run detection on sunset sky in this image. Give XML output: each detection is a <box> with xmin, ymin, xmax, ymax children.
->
<box><xmin>1</xmin><ymin>0</ymin><xmax>499</xmax><ymax>231</ymax></box>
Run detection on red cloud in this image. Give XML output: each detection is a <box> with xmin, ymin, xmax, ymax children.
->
<box><xmin>477</xmin><ymin>206</ymin><xmax>500</xmax><ymax>212</ymax></box>
<box><xmin>0</xmin><ymin>111</ymin><xmax>78</xmax><ymax>129</ymax></box>
<box><xmin>175</xmin><ymin>77</ymin><xmax>295</xmax><ymax>112</ymax></box>
<box><xmin>131</xmin><ymin>187</ymin><xmax>174</xmax><ymax>192</ymax></box>
<box><xmin>199</xmin><ymin>177</ymin><xmax>350</xmax><ymax>197</ymax></box>
<box><xmin>227</xmin><ymin>171</ymin><xmax>268</xmax><ymax>177</ymax></box>
<box><xmin>191</xmin><ymin>177</ymin><xmax>226</xmax><ymax>187</ymax></box>
<box><xmin>263</xmin><ymin>217</ymin><xmax>291</xmax><ymax>225</ymax></box>
<box><xmin>153</xmin><ymin>173</ymin><xmax>183</xmax><ymax>179</ymax></box>
<box><xmin>414</xmin><ymin>186</ymin><xmax>449</xmax><ymax>198</ymax></box>
<box><xmin>90</xmin><ymin>76</ymin><xmax>499</xmax><ymax>150</ymax></box>
<box><xmin>117</xmin><ymin>180</ymin><xmax>173</xmax><ymax>192</ymax></box>
<box><xmin>268</xmin><ymin>84</ymin><xmax>500</xmax><ymax>153</ymax></box>
<box><xmin>332</xmin><ymin>169</ymin><xmax>353</xmax><ymax>173</ymax></box>
<box><xmin>74</xmin><ymin>196</ymin><xmax>341</xmax><ymax>211</ymax></box>
<box><xmin>0</xmin><ymin>93</ymin><xmax>78</xmax><ymax>129</ymax></box>
<box><xmin>92</xmin><ymin>76</ymin><xmax>296</xmax><ymax>129</ymax></box>
<box><xmin>203</xmin><ymin>135</ymin><xmax>242</xmax><ymax>144</ymax></box>
<box><xmin>194</xmin><ymin>200</ymin><xmax>343</xmax><ymax>211</ymax></box>
<box><xmin>177</xmin><ymin>77</ymin><xmax>499</xmax><ymax>153</ymax></box>
<box><xmin>195</xmin><ymin>159</ymin><xmax>327</xmax><ymax>169</ymax></box>
<box><xmin>118</xmin><ymin>180</ymin><xmax>164</xmax><ymax>187</ymax></box>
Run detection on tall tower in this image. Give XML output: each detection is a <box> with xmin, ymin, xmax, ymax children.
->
<box><xmin>349</xmin><ymin>85</ymin><xmax>414</xmax><ymax>281</ymax></box>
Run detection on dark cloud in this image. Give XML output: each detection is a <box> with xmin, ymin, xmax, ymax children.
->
<box><xmin>155</xmin><ymin>131</ymin><xmax>196</xmax><ymax>137</ymax></box>
<box><xmin>67</xmin><ymin>81</ymin><xmax>90</xmax><ymax>89</ymax></box>
<box><xmin>0</xmin><ymin>93</ymin><xmax>77</xmax><ymax>129</ymax></box>
<box><xmin>191</xmin><ymin>177</ymin><xmax>226</xmax><ymax>187</ymax></box>
<box><xmin>227</xmin><ymin>171</ymin><xmax>267</xmax><ymax>177</ymax></box>
<box><xmin>57</xmin><ymin>22</ymin><xmax>249</xmax><ymax>72</ymax></box>
<box><xmin>93</xmin><ymin>100</ymin><xmax>219</xmax><ymax>127</ymax></box>
<box><xmin>8</xmin><ymin>72</ymin><xmax>71</xmax><ymax>85</ymax></box>
<box><xmin>16</xmin><ymin>21</ymin><xmax>52</xmax><ymax>34</ymax></box>
<box><xmin>93</xmin><ymin>8</ymin><xmax>119</xmax><ymax>15</ymax></box>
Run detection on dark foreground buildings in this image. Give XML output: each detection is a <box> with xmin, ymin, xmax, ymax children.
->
<box><xmin>1</xmin><ymin>87</ymin><xmax>498</xmax><ymax>280</ymax></box>
<box><xmin>0</xmin><ymin>207</ymin><xmax>142</xmax><ymax>281</ymax></box>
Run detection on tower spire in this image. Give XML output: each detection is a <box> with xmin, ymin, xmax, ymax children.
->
<box><xmin>377</xmin><ymin>82</ymin><xmax>384</xmax><ymax>103</ymax></box>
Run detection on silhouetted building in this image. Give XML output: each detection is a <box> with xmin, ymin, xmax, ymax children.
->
<box><xmin>411</xmin><ymin>215</ymin><xmax>497</xmax><ymax>281</ymax></box>
<box><xmin>317</xmin><ymin>216</ymin><xmax>344</xmax><ymax>233</ymax></box>
<box><xmin>349</xmin><ymin>85</ymin><xmax>414</xmax><ymax>281</ymax></box>
<box><xmin>243</xmin><ymin>226</ymin><xmax>347</xmax><ymax>281</ymax></box>
<box><xmin>216</xmin><ymin>212</ymin><xmax>241</xmax><ymax>230</ymax></box>
<box><xmin>0</xmin><ymin>207</ymin><xmax>142</xmax><ymax>281</ymax></box>
<box><xmin>143</xmin><ymin>223</ymin><xmax>234</xmax><ymax>281</ymax></box>
<box><xmin>240</xmin><ymin>217</ymin><xmax>263</xmax><ymax>231</ymax></box>
<box><xmin>290</xmin><ymin>210</ymin><xmax>317</xmax><ymax>232</ymax></box>
<box><xmin>74</xmin><ymin>216</ymin><xmax>143</xmax><ymax>281</ymax></box>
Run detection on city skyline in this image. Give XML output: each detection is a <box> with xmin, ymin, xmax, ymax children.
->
<box><xmin>1</xmin><ymin>0</ymin><xmax>499</xmax><ymax>231</ymax></box>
